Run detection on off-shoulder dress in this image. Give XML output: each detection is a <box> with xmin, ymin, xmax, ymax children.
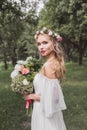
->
<box><xmin>31</xmin><ymin>73</ymin><xmax>67</xmax><ymax>130</ymax></box>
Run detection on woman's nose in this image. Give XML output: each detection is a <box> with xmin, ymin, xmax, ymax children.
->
<box><xmin>39</xmin><ymin>44</ymin><xmax>44</xmax><ymax>50</ymax></box>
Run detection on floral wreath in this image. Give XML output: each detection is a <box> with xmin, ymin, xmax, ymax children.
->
<box><xmin>35</xmin><ymin>27</ymin><xmax>63</xmax><ymax>43</ymax></box>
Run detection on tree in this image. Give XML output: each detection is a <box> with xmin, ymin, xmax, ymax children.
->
<box><xmin>0</xmin><ymin>0</ymin><xmax>39</xmax><ymax>69</ymax></box>
<box><xmin>38</xmin><ymin>0</ymin><xmax>87</xmax><ymax>65</ymax></box>
<box><xmin>67</xmin><ymin>0</ymin><xmax>87</xmax><ymax>65</ymax></box>
<box><xmin>0</xmin><ymin>0</ymin><xmax>25</xmax><ymax>68</ymax></box>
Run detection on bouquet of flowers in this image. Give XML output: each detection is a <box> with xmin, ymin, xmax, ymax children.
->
<box><xmin>10</xmin><ymin>56</ymin><xmax>41</xmax><ymax>114</ymax></box>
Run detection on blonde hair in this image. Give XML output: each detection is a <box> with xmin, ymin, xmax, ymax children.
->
<box><xmin>53</xmin><ymin>39</ymin><xmax>66</xmax><ymax>80</ymax></box>
<box><xmin>35</xmin><ymin>27</ymin><xmax>66</xmax><ymax>80</ymax></box>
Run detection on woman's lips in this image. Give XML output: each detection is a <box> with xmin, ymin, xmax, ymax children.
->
<box><xmin>40</xmin><ymin>50</ymin><xmax>46</xmax><ymax>54</ymax></box>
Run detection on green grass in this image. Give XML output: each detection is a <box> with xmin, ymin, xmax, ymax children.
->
<box><xmin>0</xmin><ymin>67</ymin><xmax>31</xmax><ymax>130</ymax></box>
<box><xmin>0</xmin><ymin>61</ymin><xmax>87</xmax><ymax>130</ymax></box>
<box><xmin>62</xmin><ymin>61</ymin><xmax>87</xmax><ymax>130</ymax></box>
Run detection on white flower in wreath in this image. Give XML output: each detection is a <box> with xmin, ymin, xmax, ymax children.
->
<box><xmin>34</xmin><ymin>34</ymin><xmax>37</xmax><ymax>39</ymax></box>
<box><xmin>36</xmin><ymin>31</ymin><xmax>40</xmax><ymax>35</ymax></box>
<box><xmin>54</xmin><ymin>33</ymin><xmax>58</xmax><ymax>37</ymax></box>
<box><xmin>22</xmin><ymin>79</ymin><xmax>29</xmax><ymax>85</ymax></box>
<box><xmin>35</xmin><ymin>31</ymin><xmax>40</xmax><ymax>39</ymax></box>
<box><xmin>42</xmin><ymin>27</ymin><xmax>47</xmax><ymax>31</ymax></box>
<box><xmin>48</xmin><ymin>30</ymin><xmax>53</xmax><ymax>36</ymax></box>
<box><xmin>40</xmin><ymin>30</ymin><xmax>44</xmax><ymax>34</ymax></box>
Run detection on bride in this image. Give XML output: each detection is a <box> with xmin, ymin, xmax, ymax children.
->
<box><xmin>24</xmin><ymin>27</ymin><xmax>67</xmax><ymax>130</ymax></box>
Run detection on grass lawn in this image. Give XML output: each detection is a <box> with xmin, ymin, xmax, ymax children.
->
<box><xmin>63</xmin><ymin>61</ymin><xmax>87</xmax><ymax>130</ymax></box>
<box><xmin>0</xmin><ymin>61</ymin><xmax>87</xmax><ymax>130</ymax></box>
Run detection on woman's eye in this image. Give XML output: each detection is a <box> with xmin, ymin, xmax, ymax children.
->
<box><xmin>37</xmin><ymin>43</ymin><xmax>41</xmax><ymax>46</ymax></box>
<box><xmin>43</xmin><ymin>42</ymin><xmax>48</xmax><ymax>44</ymax></box>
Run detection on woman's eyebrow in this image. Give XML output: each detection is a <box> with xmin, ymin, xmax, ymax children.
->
<box><xmin>37</xmin><ymin>42</ymin><xmax>41</xmax><ymax>44</ymax></box>
<box><xmin>37</xmin><ymin>40</ymin><xmax>47</xmax><ymax>44</ymax></box>
<box><xmin>42</xmin><ymin>40</ymin><xmax>47</xmax><ymax>43</ymax></box>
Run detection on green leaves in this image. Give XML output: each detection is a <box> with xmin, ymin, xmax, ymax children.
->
<box><xmin>38</xmin><ymin>0</ymin><xmax>87</xmax><ymax>65</ymax></box>
<box><xmin>0</xmin><ymin>0</ymin><xmax>39</xmax><ymax>68</ymax></box>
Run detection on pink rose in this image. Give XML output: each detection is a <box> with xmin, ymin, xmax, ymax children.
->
<box><xmin>57</xmin><ymin>35</ymin><xmax>63</xmax><ymax>42</ymax></box>
<box><xmin>19</xmin><ymin>65</ymin><xmax>30</xmax><ymax>75</ymax></box>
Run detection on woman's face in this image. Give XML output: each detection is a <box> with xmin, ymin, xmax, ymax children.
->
<box><xmin>36</xmin><ymin>34</ymin><xmax>54</xmax><ymax>57</ymax></box>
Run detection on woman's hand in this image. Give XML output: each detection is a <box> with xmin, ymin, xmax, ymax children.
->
<box><xmin>23</xmin><ymin>93</ymin><xmax>40</xmax><ymax>101</ymax></box>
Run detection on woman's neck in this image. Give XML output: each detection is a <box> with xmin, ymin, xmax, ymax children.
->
<box><xmin>45</xmin><ymin>52</ymin><xmax>56</xmax><ymax>62</ymax></box>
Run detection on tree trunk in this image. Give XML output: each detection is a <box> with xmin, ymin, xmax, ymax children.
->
<box><xmin>11</xmin><ymin>47</ymin><xmax>17</xmax><ymax>66</ymax></box>
<box><xmin>3</xmin><ymin>52</ymin><xmax>8</xmax><ymax>70</ymax></box>
<box><xmin>78</xmin><ymin>52</ymin><xmax>83</xmax><ymax>65</ymax></box>
<box><xmin>78</xmin><ymin>41</ymin><xmax>83</xmax><ymax>65</ymax></box>
<box><xmin>11</xmin><ymin>56</ymin><xmax>17</xmax><ymax>66</ymax></box>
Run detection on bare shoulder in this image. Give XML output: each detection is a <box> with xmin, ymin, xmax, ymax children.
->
<box><xmin>42</xmin><ymin>60</ymin><xmax>58</xmax><ymax>79</ymax></box>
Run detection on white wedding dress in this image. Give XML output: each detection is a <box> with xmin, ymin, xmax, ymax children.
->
<box><xmin>31</xmin><ymin>73</ymin><xmax>67</xmax><ymax>130</ymax></box>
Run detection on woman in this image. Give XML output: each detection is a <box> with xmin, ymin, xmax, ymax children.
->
<box><xmin>24</xmin><ymin>27</ymin><xmax>67</xmax><ymax>130</ymax></box>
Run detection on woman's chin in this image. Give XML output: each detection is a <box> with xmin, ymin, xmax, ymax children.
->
<box><xmin>40</xmin><ymin>52</ymin><xmax>47</xmax><ymax>56</ymax></box>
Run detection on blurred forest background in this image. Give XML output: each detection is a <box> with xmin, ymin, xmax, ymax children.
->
<box><xmin>0</xmin><ymin>0</ymin><xmax>87</xmax><ymax>69</ymax></box>
<box><xmin>0</xmin><ymin>0</ymin><xmax>87</xmax><ymax>130</ymax></box>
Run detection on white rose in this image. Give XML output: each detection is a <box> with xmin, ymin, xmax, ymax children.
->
<box><xmin>23</xmin><ymin>61</ymin><xmax>28</xmax><ymax>65</ymax></box>
<box><xmin>17</xmin><ymin>60</ymin><xmax>25</xmax><ymax>65</ymax></box>
<box><xmin>14</xmin><ymin>64</ymin><xmax>20</xmax><ymax>70</ymax></box>
<box><xmin>11</xmin><ymin>70</ymin><xmax>19</xmax><ymax>79</ymax></box>
<box><xmin>22</xmin><ymin>79</ymin><xmax>29</xmax><ymax>85</ymax></box>
<box><xmin>26</xmin><ymin>56</ymin><xmax>33</xmax><ymax>61</ymax></box>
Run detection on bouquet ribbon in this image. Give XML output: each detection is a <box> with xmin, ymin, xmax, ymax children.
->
<box><xmin>26</xmin><ymin>99</ymin><xmax>32</xmax><ymax>109</ymax></box>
